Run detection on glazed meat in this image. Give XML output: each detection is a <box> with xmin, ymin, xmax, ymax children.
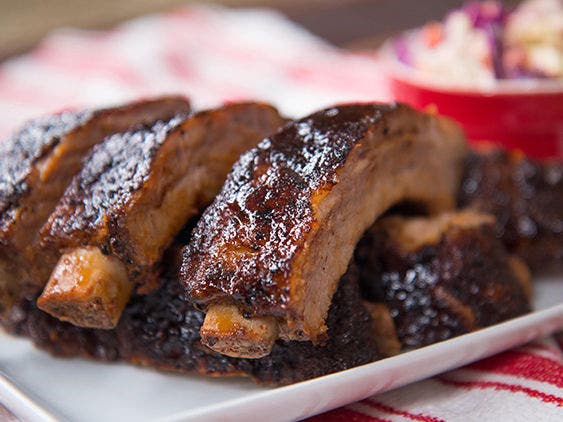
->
<box><xmin>181</xmin><ymin>103</ymin><xmax>467</xmax><ymax>358</ymax></box>
<box><xmin>458</xmin><ymin>147</ymin><xmax>563</xmax><ymax>274</ymax></box>
<box><xmin>0</xmin><ymin>96</ymin><xmax>190</xmax><ymax>313</ymax></box>
<box><xmin>356</xmin><ymin>211</ymin><xmax>532</xmax><ymax>349</ymax></box>
<box><xmin>37</xmin><ymin>103</ymin><xmax>285</xmax><ymax>329</ymax></box>
<box><xmin>3</xmin><ymin>253</ymin><xmax>382</xmax><ymax>386</ymax></box>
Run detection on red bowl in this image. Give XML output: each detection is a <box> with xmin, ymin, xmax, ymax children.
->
<box><xmin>385</xmin><ymin>56</ymin><xmax>563</xmax><ymax>159</ymax></box>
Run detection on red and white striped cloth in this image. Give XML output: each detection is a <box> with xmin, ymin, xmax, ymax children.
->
<box><xmin>310</xmin><ymin>336</ymin><xmax>563</xmax><ymax>421</ymax></box>
<box><xmin>0</xmin><ymin>5</ymin><xmax>561</xmax><ymax>421</ymax></box>
<box><xmin>0</xmin><ymin>4</ymin><xmax>389</xmax><ymax>138</ymax></box>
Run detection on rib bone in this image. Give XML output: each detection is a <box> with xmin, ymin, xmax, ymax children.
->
<box><xmin>201</xmin><ymin>303</ymin><xmax>279</xmax><ymax>358</ymax></box>
<box><xmin>37</xmin><ymin>247</ymin><xmax>131</xmax><ymax>329</ymax></box>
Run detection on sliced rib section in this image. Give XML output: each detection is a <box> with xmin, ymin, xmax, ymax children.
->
<box><xmin>0</xmin><ymin>96</ymin><xmax>191</xmax><ymax>312</ymax></box>
<box><xmin>356</xmin><ymin>210</ymin><xmax>532</xmax><ymax>349</ymax></box>
<box><xmin>37</xmin><ymin>102</ymin><xmax>285</xmax><ymax>329</ymax></box>
<box><xmin>181</xmin><ymin>103</ymin><xmax>467</xmax><ymax>358</ymax></box>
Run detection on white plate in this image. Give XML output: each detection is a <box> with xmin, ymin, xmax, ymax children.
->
<box><xmin>1</xmin><ymin>277</ymin><xmax>562</xmax><ymax>422</ymax></box>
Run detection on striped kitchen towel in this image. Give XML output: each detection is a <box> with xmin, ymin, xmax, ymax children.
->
<box><xmin>310</xmin><ymin>336</ymin><xmax>563</xmax><ymax>421</ymax></box>
<box><xmin>0</xmin><ymin>4</ymin><xmax>389</xmax><ymax>137</ymax></box>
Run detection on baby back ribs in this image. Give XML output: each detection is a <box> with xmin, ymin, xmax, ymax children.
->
<box><xmin>37</xmin><ymin>103</ymin><xmax>285</xmax><ymax>329</ymax></box>
<box><xmin>356</xmin><ymin>211</ymin><xmax>532</xmax><ymax>349</ymax></box>
<box><xmin>181</xmin><ymin>103</ymin><xmax>467</xmax><ymax>358</ymax></box>
<box><xmin>0</xmin><ymin>96</ymin><xmax>191</xmax><ymax>312</ymax></box>
<box><xmin>458</xmin><ymin>147</ymin><xmax>563</xmax><ymax>274</ymax></box>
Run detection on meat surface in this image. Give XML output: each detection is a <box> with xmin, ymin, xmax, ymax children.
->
<box><xmin>37</xmin><ymin>103</ymin><xmax>285</xmax><ymax>329</ymax></box>
<box><xmin>0</xmin><ymin>96</ymin><xmax>191</xmax><ymax>313</ymax></box>
<box><xmin>3</xmin><ymin>252</ymin><xmax>382</xmax><ymax>386</ymax></box>
<box><xmin>356</xmin><ymin>211</ymin><xmax>532</xmax><ymax>349</ymax></box>
<box><xmin>458</xmin><ymin>147</ymin><xmax>563</xmax><ymax>274</ymax></box>
<box><xmin>181</xmin><ymin>103</ymin><xmax>467</xmax><ymax>358</ymax></box>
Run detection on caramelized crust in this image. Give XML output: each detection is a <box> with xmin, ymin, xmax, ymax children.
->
<box><xmin>3</xmin><ymin>259</ymin><xmax>381</xmax><ymax>386</ymax></box>
<box><xmin>41</xmin><ymin>116</ymin><xmax>187</xmax><ymax>254</ymax></box>
<box><xmin>0</xmin><ymin>96</ymin><xmax>191</xmax><ymax>311</ymax></box>
<box><xmin>0</xmin><ymin>111</ymin><xmax>92</xmax><ymax>232</ymax></box>
<box><xmin>356</xmin><ymin>211</ymin><xmax>532</xmax><ymax>349</ymax></box>
<box><xmin>182</xmin><ymin>103</ymin><xmax>466</xmax><ymax>357</ymax></box>
<box><xmin>38</xmin><ymin>103</ymin><xmax>285</xmax><ymax>328</ymax></box>
<box><xmin>458</xmin><ymin>147</ymin><xmax>563</xmax><ymax>274</ymax></box>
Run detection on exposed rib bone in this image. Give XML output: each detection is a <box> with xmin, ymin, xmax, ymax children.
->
<box><xmin>37</xmin><ymin>247</ymin><xmax>131</xmax><ymax>329</ymax></box>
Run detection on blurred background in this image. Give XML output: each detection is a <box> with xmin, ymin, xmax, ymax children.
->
<box><xmin>1</xmin><ymin>0</ymin><xmax>523</xmax><ymax>59</ymax></box>
<box><xmin>0</xmin><ymin>0</ymin><xmax>558</xmax><ymax>158</ymax></box>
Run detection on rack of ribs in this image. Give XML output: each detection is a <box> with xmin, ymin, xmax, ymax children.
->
<box><xmin>0</xmin><ymin>96</ymin><xmax>191</xmax><ymax>313</ymax></box>
<box><xmin>181</xmin><ymin>103</ymin><xmax>467</xmax><ymax>358</ymax></box>
<box><xmin>36</xmin><ymin>102</ymin><xmax>286</xmax><ymax>329</ymax></box>
<box><xmin>356</xmin><ymin>210</ymin><xmax>532</xmax><ymax>350</ymax></box>
<box><xmin>1</xmin><ymin>211</ymin><xmax>532</xmax><ymax>386</ymax></box>
<box><xmin>458</xmin><ymin>146</ymin><xmax>563</xmax><ymax>274</ymax></box>
<box><xmin>3</xmin><ymin>242</ymin><xmax>382</xmax><ymax>386</ymax></box>
<box><xmin>1</xmin><ymin>97</ymin><xmax>556</xmax><ymax>387</ymax></box>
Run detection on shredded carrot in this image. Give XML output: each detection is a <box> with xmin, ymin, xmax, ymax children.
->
<box><xmin>423</xmin><ymin>22</ymin><xmax>444</xmax><ymax>48</ymax></box>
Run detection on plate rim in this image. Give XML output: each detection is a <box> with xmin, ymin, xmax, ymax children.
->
<box><xmin>2</xmin><ymin>302</ymin><xmax>561</xmax><ymax>422</ymax></box>
<box><xmin>165</xmin><ymin>302</ymin><xmax>563</xmax><ymax>421</ymax></box>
